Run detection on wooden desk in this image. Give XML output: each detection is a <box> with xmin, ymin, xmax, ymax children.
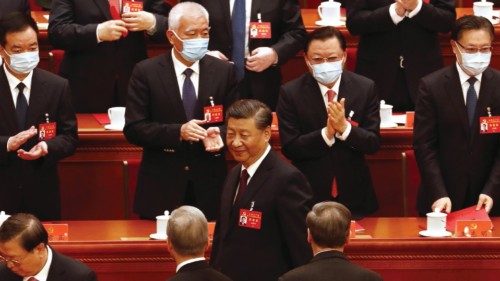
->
<box><xmin>51</xmin><ymin>218</ymin><xmax>500</xmax><ymax>281</ymax></box>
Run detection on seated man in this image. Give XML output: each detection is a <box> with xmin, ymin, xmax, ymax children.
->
<box><xmin>279</xmin><ymin>201</ymin><xmax>382</xmax><ymax>281</ymax></box>
<box><xmin>0</xmin><ymin>213</ymin><xmax>97</xmax><ymax>281</ymax></box>
<box><xmin>167</xmin><ymin>205</ymin><xmax>231</xmax><ymax>281</ymax></box>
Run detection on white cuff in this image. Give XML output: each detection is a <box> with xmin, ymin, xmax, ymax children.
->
<box><xmin>321</xmin><ymin>127</ymin><xmax>335</xmax><ymax>147</ymax></box>
<box><xmin>389</xmin><ymin>3</ymin><xmax>405</xmax><ymax>25</ymax></box>
<box><xmin>335</xmin><ymin>122</ymin><xmax>352</xmax><ymax>141</ymax></box>
<box><xmin>406</xmin><ymin>0</ymin><xmax>423</xmax><ymax>18</ymax></box>
<box><xmin>96</xmin><ymin>23</ymin><xmax>103</xmax><ymax>43</ymax></box>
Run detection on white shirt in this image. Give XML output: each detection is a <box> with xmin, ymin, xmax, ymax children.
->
<box><xmin>234</xmin><ymin>144</ymin><xmax>271</xmax><ymax>202</ymax></box>
<box><xmin>389</xmin><ymin>0</ymin><xmax>423</xmax><ymax>25</ymax></box>
<box><xmin>230</xmin><ymin>0</ymin><xmax>253</xmax><ymax>57</ymax></box>
<box><xmin>176</xmin><ymin>257</ymin><xmax>205</xmax><ymax>273</ymax></box>
<box><xmin>23</xmin><ymin>246</ymin><xmax>53</xmax><ymax>281</ymax></box>
<box><xmin>171</xmin><ymin>49</ymin><xmax>201</xmax><ymax>100</ymax></box>
<box><xmin>4</xmin><ymin>63</ymin><xmax>33</xmax><ymax>107</ymax></box>
<box><xmin>456</xmin><ymin>62</ymin><xmax>482</xmax><ymax>104</ymax></box>
<box><xmin>317</xmin><ymin>77</ymin><xmax>352</xmax><ymax>147</ymax></box>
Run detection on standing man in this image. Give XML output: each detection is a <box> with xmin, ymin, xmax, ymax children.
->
<box><xmin>346</xmin><ymin>0</ymin><xmax>455</xmax><ymax>111</ymax></box>
<box><xmin>277</xmin><ymin>27</ymin><xmax>380</xmax><ymax>218</ymax></box>
<box><xmin>0</xmin><ymin>213</ymin><xmax>97</xmax><ymax>281</ymax></box>
<box><xmin>0</xmin><ymin>13</ymin><xmax>78</xmax><ymax>220</ymax></box>
<box><xmin>167</xmin><ymin>206</ymin><xmax>231</xmax><ymax>281</ymax></box>
<box><xmin>48</xmin><ymin>0</ymin><xmax>169</xmax><ymax>112</ymax></box>
<box><xmin>279</xmin><ymin>202</ymin><xmax>382</xmax><ymax>281</ymax></box>
<box><xmin>188</xmin><ymin>0</ymin><xmax>307</xmax><ymax>110</ymax></box>
<box><xmin>211</xmin><ymin>99</ymin><xmax>313</xmax><ymax>281</ymax></box>
<box><xmin>124</xmin><ymin>2</ymin><xmax>237</xmax><ymax>220</ymax></box>
<box><xmin>414</xmin><ymin>15</ymin><xmax>500</xmax><ymax>215</ymax></box>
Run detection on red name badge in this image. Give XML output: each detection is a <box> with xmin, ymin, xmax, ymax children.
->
<box><xmin>249</xmin><ymin>22</ymin><xmax>272</xmax><ymax>39</ymax></box>
<box><xmin>348</xmin><ymin>119</ymin><xmax>359</xmax><ymax>127</ymax></box>
<box><xmin>122</xmin><ymin>0</ymin><xmax>144</xmax><ymax>13</ymax></box>
<box><xmin>43</xmin><ymin>223</ymin><xmax>69</xmax><ymax>241</ymax></box>
<box><xmin>39</xmin><ymin>122</ymin><xmax>56</xmax><ymax>141</ymax></box>
<box><xmin>455</xmin><ymin>220</ymin><xmax>493</xmax><ymax>237</ymax></box>
<box><xmin>204</xmin><ymin>105</ymin><xmax>223</xmax><ymax>124</ymax></box>
<box><xmin>239</xmin><ymin>209</ymin><xmax>262</xmax><ymax>230</ymax></box>
<box><xmin>479</xmin><ymin>116</ymin><xmax>500</xmax><ymax>134</ymax></box>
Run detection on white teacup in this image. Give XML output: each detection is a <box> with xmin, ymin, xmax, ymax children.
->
<box><xmin>426</xmin><ymin>210</ymin><xmax>447</xmax><ymax>234</ymax></box>
<box><xmin>318</xmin><ymin>0</ymin><xmax>341</xmax><ymax>23</ymax></box>
<box><xmin>379</xmin><ymin>100</ymin><xmax>393</xmax><ymax>125</ymax></box>
<box><xmin>473</xmin><ymin>1</ymin><xmax>494</xmax><ymax>19</ymax></box>
<box><xmin>155</xmin><ymin>210</ymin><xmax>169</xmax><ymax>236</ymax></box>
<box><xmin>108</xmin><ymin>107</ymin><xmax>126</xmax><ymax>127</ymax></box>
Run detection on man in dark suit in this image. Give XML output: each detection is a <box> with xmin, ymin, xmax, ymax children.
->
<box><xmin>0</xmin><ymin>213</ymin><xmax>97</xmax><ymax>281</ymax></box>
<box><xmin>277</xmin><ymin>27</ymin><xmax>380</xmax><ymax>218</ymax></box>
<box><xmin>167</xmin><ymin>206</ymin><xmax>231</xmax><ymax>281</ymax></box>
<box><xmin>124</xmin><ymin>2</ymin><xmax>237</xmax><ymax>220</ymax></box>
<box><xmin>48</xmin><ymin>0</ymin><xmax>169</xmax><ymax>113</ymax></box>
<box><xmin>346</xmin><ymin>0</ymin><xmax>455</xmax><ymax>111</ymax></box>
<box><xmin>414</xmin><ymin>15</ymin><xmax>500</xmax><ymax>215</ymax></box>
<box><xmin>0</xmin><ymin>13</ymin><xmax>78</xmax><ymax>220</ymax></box>
<box><xmin>279</xmin><ymin>201</ymin><xmax>382</xmax><ymax>281</ymax></box>
<box><xmin>187</xmin><ymin>0</ymin><xmax>307</xmax><ymax>110</ymax></box>
<box><xmin>211</xmin><ymin>99</ymin><xmax>313</xmax><ymax>281</ymax></box>
<box><xmin>0</xmin><ymin>1</ymin><xmax>29</xmax><ymax>19</ymax></box>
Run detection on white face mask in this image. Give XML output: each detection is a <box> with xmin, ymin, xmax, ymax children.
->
<box><xmin>456</xmin><ymin>43</ymin><xmax>491</xmax><ymax>76</ymax></box>
<box><xmin>308</xmin><ymin>60</ymin><xmax>343</xmax><ymax>85</ymax></box>
<box><xmin>172</xmin><ymin>31</ymin><xmax>209</xmax><ymax>62</ymax></box>
<box><xmin>4</xmin><ymin>50</ymin><xmax>39</xmax><ymax>73</ymax></box>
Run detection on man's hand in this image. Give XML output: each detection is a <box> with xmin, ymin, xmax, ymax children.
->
<box><xmin>432</xmin><ymin>197</ymin><xmax>452</xmax><ymax>213</ymax></box>
<box><xmin>7</xmin><ymin>126</ymin><xmax>37</xmax><ymax>152</ymax></box>
<box><xmin>97</xmin><ymin>20</ymin><xmax>128</xmax><ymax>41</ymax></box>
<box><xmin>477</xmin><ymin>194</ymin><xmax>493</xmax><ymax>213</ymax></box>
<box><xmin>328</xmin><ymin>98</ymin><xmax>348</xmax><ymax>134</ymax></box>
<box><xmin>325</xmin><ymin>106</ymin><xmax>336</xmax><ymax>140</ymax></box>
<box><xmin>398</xmin><ymin>0</ymin><xmax>418</xmax><ymax>12</ymax></box>
<box><xmin>17</xmin><ymin>141</ymin><xmax>48</xmax><ymax>161</ymax></box>
<box><xmin>180</xmin><ymin>119</ymin><xmax>207</xmax><ymax>142</ymax></box>
<box><xmin>206</xmin><ymin>50</ymin><xmax>229</xmax><ymax>61</ymax></box>
<box><xmin>203</xmin><ymin>127</ymin><xmax>224</xmax><ymax>152</ymax></box>
<box><xmin>122</xmin><ymin>11</ymin><xmax>156</xmax><ymax>32</ymax></box>
<box><xmin>246</xmin><ymin>47</ymin><xmax>277</xmax><ymax>72</ymax></box>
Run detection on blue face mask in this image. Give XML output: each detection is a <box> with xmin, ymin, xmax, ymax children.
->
<box><xmin>5</xmin><ymin>50</ymin><xmax>39</xmax><ymax>73</ymax></box>
<box><xmin>173</xmin><ymin>31</ymin><xmax>209</xmax><ymax>62</ymax></box>
<box><xmin>309</xmin><ymin>60</ymin><xmax>343</xmax><ymax>85</ymax></box>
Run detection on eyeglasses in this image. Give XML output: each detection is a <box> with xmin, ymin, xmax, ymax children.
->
<box><xmin>0</xmin><ymin>253</ymin><xmax>30</xmax><ymax>266</ymax></box>
<box><xmin>308</xmin><ymin>57</ymin><xmax>342</xmax><ymax>64</ymax></box>
<box><xmin>455</xmin><ymin>41</ymin><xmax>492</xmax><ymax>54</ymax></box>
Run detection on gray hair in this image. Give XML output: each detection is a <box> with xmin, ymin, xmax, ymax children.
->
<box><xmin>167</xmin><ymin>205</ymin><xmax>208</xmax><ymax>256</ymax></box>
<box><xmin>168</xmin><ymin>2</ymin><xmax>209</xmax><ymax>31</ymax></box>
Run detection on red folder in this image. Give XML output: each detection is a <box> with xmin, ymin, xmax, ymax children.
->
<box><xmin>446</xmin><ymin>206</ymin><xmax>493</xmax><ymax>231</ymax></box>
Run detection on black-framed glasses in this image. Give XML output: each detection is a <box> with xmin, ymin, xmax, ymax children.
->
<box><xmin>455</xmin><ymin>40</ymin><xmax>492</xmax><ymax>54</ymax></box>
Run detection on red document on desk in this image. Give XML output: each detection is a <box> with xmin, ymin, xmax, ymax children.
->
<box><xmin>93</xmin><ymin>113</ymin><xmax>110</xmax><ymax>125</ymax></box>
<box><xmin>446</xmin><ymin>206</ymin><xmax>493</xmax><ymax>231</ymax></box>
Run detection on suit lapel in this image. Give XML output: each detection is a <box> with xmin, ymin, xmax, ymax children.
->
<box><xmin>198</xmin><ymin>57</ymin><xmax>214</xmax><ymax>109</ymax></box>
<box><xmin>47</xmin><ymin>249</ymin><xmax>65</xmax><ymax>281</ymax></box>
<box><xmin>445</xmin><ymin>66</ymin><xmax>470</xmax><ymax>138</ymax></box>
<box><xmin>472</xmin><ymin>68</ymin><xmax>494</xmax><ymax>145</ymax></box>
<box><xmin>338</xmin><ymin>72</ymin><xmax>353</xmax><ymax>115</ymax></box>
<box><xmin>25</xmin><ymin>69</ymin><xmax>47</xmax><ymax>129</ymax></box>
<box><xmin>158</xmin><ymin>52</ymin><xmax>187</xmax><ymax>121</ymax></box>
<box><xmin>93</xmin><ymin>0</ymin><xmax>112</xmax><ymax>20</ymax></box>
<box><xmin>220</xmin><ymin>165</ymin><xmax>241</xmax><ymax>239</ymax></box>
<box><xmin>304</xmin><ymin>74</ymin><xmax>328</xmax><ymax>127</ymax></box>
<box><xmin>0</xmin><ymin>67</ymin><xmax>17</xmax><ymax>132</ymax></box>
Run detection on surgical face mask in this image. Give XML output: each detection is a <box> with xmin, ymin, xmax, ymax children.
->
<box><xmin>173</xmin><ymin>31</ymin><xmax>209</xmax><ymax>62</ymax></box>
<box><xmin>308</xmin><ymin>60</ymin><xmax>343</xmax><ymax>85</ymax></box>
<box><xmin>456</xmin><ymin>44</ymin><xmax>491</xmax><ymax>76</ymax></box>
<box><xmin>4</xmin><ymin>50</ymin><xmax>39</xmax><ymax>73</ymax></box>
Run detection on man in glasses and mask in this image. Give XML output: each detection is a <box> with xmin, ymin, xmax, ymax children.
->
<box><xmin>276</xmin><ymin>26</ymin><xmax>380</xmax><ymax>219</ymax></box>
<box><xmin>124</xmin><ymin>2</ymin><xmax>237</xmax><ymax>220</ymax></box>
<box><xmin>0</xmin><ymin>13</ymin><xmax>77</xmax><ymax>220</ymax></box>
<box><xmin>414</xmin><ymin>15</ymin><xmax>500</xmax><ymax>216</ymax></box>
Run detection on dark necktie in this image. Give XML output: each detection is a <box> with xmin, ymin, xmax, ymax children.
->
<box><xmin>466</xmin><ymin>77</ymin><xmax>478</xmax><ymax>128</ymax></box>
<box><xmin>16</xmin><ymin>82</ymin><xmax>28</xmax><ymax>130</ymax></box>
<box><xmin>235</xmin><ymin>169</ymin><xmax>249</xmax><ymax>203</ymax></box>
<box><xmin>182</xmin><ymin>68</ymin><xmax>197</xmax><ymax>120</ymax></box>
<box><xmin>231</xmin><ymin>0</ymin><xmax>246</xmax><ymax>81</ymax></box>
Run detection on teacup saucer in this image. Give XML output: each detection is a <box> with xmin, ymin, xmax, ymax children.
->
<box><xmin>380</xmin><ymin>122</ymin><xmax>398</xmax><ymax>128</ymax></box>
<box><xmin>419</xmin><ymin>230</ymin><xmax>452</xmax><ymax>237</ymax></box>
<box><xmin>315</xmin><ymin>19</ymin><xmax>345</xmax><ymax>27</ymax></box>
<box><xmin>149</xmin><ymin>233</ymin><xmax>167</xmax><ymax>240</ymax></box>
<box><xmin>104</xmin><ymin>123</ymin><xmax>124</xmax><ymax>131</ymax></box>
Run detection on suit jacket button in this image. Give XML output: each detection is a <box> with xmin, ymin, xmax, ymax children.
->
<box><xmin>184</xmin><ymin>166</ymin><xmax>190</xmax><ymax>171</ymax></box>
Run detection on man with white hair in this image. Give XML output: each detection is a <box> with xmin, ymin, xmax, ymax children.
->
<box><xmin>124</xmin><ymin>2</ymin><xmax>237</xmax><ymax>220</ymax></box>
<box><xmin>167</xmin><ymin>206</ymin><xmax>231</xmax><ymax>281</ymax></box>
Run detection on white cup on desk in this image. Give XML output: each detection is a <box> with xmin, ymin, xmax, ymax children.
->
<box><xmin>317</xmin><ymin>0</ymin><xmax>341</xmax><ymax>24</ymax></box>
<box><xmin>473</xmin><ymin>1</ymin><xmax>494</xmax><ymax>20</ymax></box>
<box><xmin>106</xmin><ymin>107</ymin><xmax>126</xmax><ymax>130</ymax></box>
